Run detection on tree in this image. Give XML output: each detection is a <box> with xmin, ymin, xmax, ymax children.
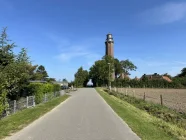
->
<box><xmin>0</xmin><ymin>27</ymin><xmax>15</xmax><ymax>67</ymax></box>
<box><xmin>2</xmin><ymin>47</ymin><xmax>38</xmax><ymax>99</ymax></box>
<box><xmin>33</xmin><ymin>65</ymin><xmax>48</xmax><ymax>80</ymax></box>
<box><xmin>62</xmin><ymin>78</ymin><xmax>68</xmax><ymax>82</ymax></box>
<box><xmin>68</xmin><ymin>81</ymin><xmax>75</xmax><ymax>87</ymax></box>
<box><xmin>89</xmin><ymin>56</ymin><xmax>115</xmax><ymax>87</ymax></box>
<box><xmin>16</xmin><ymin>48</ymin><xmax>30</xmax><ymax>63</ymax></box>
<box><xmin>177</xmin><ymin>68</ymin><xmax>186</xmax><ymax>77</ymax></box>
<box><xmin>120</xmin><ymin>59</ymin><xmax>137</xmax><ymax>75</ymax></box>
<box><xmin>88</xmin><ymin>56</ymin><xmax>137</xmax><ymax>87</ymax></box>
<box><xmin>45</xmin><ymin>78</ymin><xmax>56</xmax><ymax>83</ymax></box>
<box><xmin>74</xmin><ymin>67</ymin><xmax>89</xmax><ymax>87</ymax></box>
<box><xmin>114</xmin><ymin>58</ymin><xmax>122</xmax><ymax>78</ymax></box>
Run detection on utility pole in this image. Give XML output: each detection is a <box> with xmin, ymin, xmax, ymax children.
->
<box><xmin>108</xmin><ymin>63</ymin><xmax>111</xmax><ymax>91</ymax></box>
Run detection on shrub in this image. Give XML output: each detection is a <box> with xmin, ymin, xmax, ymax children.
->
<box><xmin>27</xmin><ymin>83</ymin><xmax>44</xmax><ymax>104</ymax></box>
<box><xmin>0</xmin><ymin>90</ymin><xmax>8</xmax><ymax>118</ymax></box>
<box><xmin>53</xmin><ymin>84</ymin><xmax>61</xmax><ymax>93</ymax></box>
<box><xmin>27</xmin><ymin>83</ymin><xmax>61</xmax><ymax>104</ymax></box>
<box><xmin>43</xmin><ymin>83</ymin><xmax>53</xmax><ymax>94</ymax></box>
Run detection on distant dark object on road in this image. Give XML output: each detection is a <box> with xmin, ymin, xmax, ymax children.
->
<box><xmin>87</xmin><ymin>85</ymin><xmax>93</xmax><ymax>88</ymax></box>
<box><xmin>61</xmin><ymin>85</ymin><xmax>69</xmax><ymax>90</ymax></box>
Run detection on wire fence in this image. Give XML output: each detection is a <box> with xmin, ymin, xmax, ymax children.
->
<box><xmin>112</xmin><ymin>87</ymin><xmax>186</xmax><ymax>113</ymax></box>
<box><xmin>1</xmin><ymin>92</ymin><xmax>60</xmax><ymax>119</ymax></box>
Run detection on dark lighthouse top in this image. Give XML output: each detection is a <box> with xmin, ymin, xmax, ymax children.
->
<box><xmin>105</xmin><ymin>33</ymin><xmax>114</xmax><ymax>43</ymax></box>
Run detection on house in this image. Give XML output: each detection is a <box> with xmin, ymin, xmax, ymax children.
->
<box><xmin>140</xmin><ymin>73</ymin><xmax>172</xmax><ymax>82</ymax></box>
<box><xmin>29</xmin><ymin>80</ymin><xmax>47</xmax><ymax>83</ymax></box>
<box><xmin>119</xmin><ymin>73</ymin><xmax>130</xmax><ymax>79</ymax></box>
<box><xmin>52</xmin><ymin>81</ymin><xmax>69</xmax><ymax>87</ymax></box>
<box><xmin>134</xmin><ymin>76</ymin><xmax>140</xmax><ymax>81</ymax></box>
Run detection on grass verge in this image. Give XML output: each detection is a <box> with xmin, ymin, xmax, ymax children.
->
<box><xmin>96</xmin><ymin>88</ymin><xmax>186</xmax><ymax>140</ymax></box>
<box><xmin>0</xmin><ymin>95</ymin><xmax>70</xmax><ymax>139</ymax></box>
<box><xmin>107</xmin><ymin>89</ymin><xmax>186</xmax><ymax>129</ymax></box>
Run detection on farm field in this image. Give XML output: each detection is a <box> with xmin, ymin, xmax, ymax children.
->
<box><xmin>115</xmin><ymin>88</ymin><xmax>186</xmax><ymax>113</ymax></box>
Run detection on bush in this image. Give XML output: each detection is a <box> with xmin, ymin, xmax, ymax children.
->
<box><xmin>27</xmin><ymin>83</ymin><xmax>44</xmax><ymax>104</ymax></box>
<box><xmin>53</xmin><ymin>84</ymin><xmax>61</xmax><ymax>93</ymax></box>
<box><xmin>27</xmin><ymin>83</ymin><xmax>61</xmax><ymax>104</ymax></box>
<box><xmin>0</xmin><ymin>90</ymin><xmax>8</xmax><ymax>118</ymax></box>
<box><xmin>43</xmin><ymin>83</ymin><xmax>53</xmax><ymax>94</ymax></box>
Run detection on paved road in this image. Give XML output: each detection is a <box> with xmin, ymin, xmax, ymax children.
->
<box><xmin>5</xmin><ymin>88</ymin><xmax>140</xmax><ymax>140</ymax></box>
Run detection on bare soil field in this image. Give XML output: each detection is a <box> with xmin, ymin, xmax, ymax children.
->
<box><xmin>115</xmin><ymin>88</ymin><xmax>186</xmax><ymax>113</ymax></box>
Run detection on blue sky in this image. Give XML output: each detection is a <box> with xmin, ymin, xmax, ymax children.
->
<box><xmin>1</xmin><ymin>0</ymin><xmax>186</xmax><ymax>81</ymax></box>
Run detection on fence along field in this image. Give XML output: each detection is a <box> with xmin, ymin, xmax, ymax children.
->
<box><xmin>114</xmin><ymin>88</ymin><xmax>186</xmax><ymax>113</ymax></box>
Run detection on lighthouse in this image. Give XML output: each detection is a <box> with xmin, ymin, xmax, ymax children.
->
<box><xmin>105</xmin><ymin>33</ymin><xmax>114</xmax><ymax>57</ymax></box>
<box><xmin>105</xmin><ymin>33</ymin><xmax>115</xmax><ymax>83</ymax></box>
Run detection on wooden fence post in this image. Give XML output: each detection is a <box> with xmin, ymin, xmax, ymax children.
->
<box><xmin>160</xmin><ymin>95</ymin><xmax>163</xmax><ymax>106</ymax></box>
<box><xmin>26</xmin><ymin>96</ymin><xmax>28</xmax><ymax>108</ymax></box>
<box><xmin>13</xmin><ymin>100</ymin><xmax>16</xmax><ymax>114</ymax></box>
<box><xmin>143</xmin><ymin>92</ymin><xmax>146</xmax><ymax>101</ymax></box>
<box><xmin>33</xmin><ymin>96</ymin><xmax>35</xmax><ymax>107</ymax></box>
<box><xmin>45</xmin><ymin>94</ymin><xmax>47</xmax><ymax>102</ymax></box>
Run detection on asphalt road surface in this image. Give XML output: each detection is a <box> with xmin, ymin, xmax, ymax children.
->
<box><xmin>5</xmin><ymin>88</ymin><xmax>140</xmax><ymax>140</ymax></box>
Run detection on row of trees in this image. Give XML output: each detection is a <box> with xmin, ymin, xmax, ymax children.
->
<box><xmin>74</xmin><ymin>55</ymin><xmax>137</xmax><ymax>87</ymax></box>
<box><xmin>89</xmin><ymin>55</ymin><xmax>137</xmax><ymax>87</ymax></box>
<box><xmin>0</xmin><ymin>27</ymin><xmax>50</xmax><ymax>101</ymax></box>
<box><xmin>73</xmin><ymin>55</ymin><xmax>186</xmax><ymax>88</ymax></box>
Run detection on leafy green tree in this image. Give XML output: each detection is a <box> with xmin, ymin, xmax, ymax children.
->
<box><xmin>45</xmin><ymin>78</ymin><xmax>56</xmax><ymax>83</ymax></box>
<box><xmin>0</xmin><ymin>28</ymin><xmax>40</xmax><ymax>100</ymax></box>
<box><xmin>16</xmin><ymin>48</ymin><xmax>30</xmax><ymax>63</ymax></box>
<box><xmin>0</xmin><ymin>27</ymin><xmax>15</xmax><ymax>67</ymax></box>
<box><xmin>74</xmin><ymin>67</ymin><xmax>89</xmax><ymax>87</ymax></box>
<box><xmin>33</xmin><ymin>65</ymin><xmax>48</xmax><ymax>80</ymax></box>
<box><xmin>120</xmin><ymin>59</ymin><xmax>137</xmax><ymax>75</ymax></box>
<box><xmin>89</xmin><ymin>56</ymin><xmax>114</xmax><ymax>87</ymax></box>
<box><xmin>62</xmin><ymin>78</ymin><xmax>68</xmax><ymax>82</ymax></box>
<box><xmin>177</xmin><ymin>68</ymin><xmax>186</xmax><ymax>77</ymax></box>
<box><xmin>4</xmin><ymin>48</ymin><xmax>37</xmax><ymax>99</ymax></box>
<box><xmin>89</xmin><ymin>56</ymin><xmax>138</xmax><ymax>87</ymax></box>
<box><xmin>114</xmin><ymin>58</ymin><xmax>122</xmax><ymax>78</ymax></box>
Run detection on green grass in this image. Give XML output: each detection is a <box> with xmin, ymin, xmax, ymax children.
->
<box><xmin>0</xmin><ymin>95</ymin><xmax>70</xmax><ymax>139</ymax></box>
<box><xmin>105</xmin><ymin>89</ymin><xmax>186</xmax><ymax>129</ymax></box>
<box><xmin>96</xmin><ymin>88</ymin><xmax>186</xmax><ymax>140</ymax></box>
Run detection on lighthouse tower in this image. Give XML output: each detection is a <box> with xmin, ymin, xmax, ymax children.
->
<box><xmin>105</xmin><ymin>33</ymin><xmax>114</xmax><ymax>57</ymax></box>
<box><xmin>105</xmin><ymin>33</ymin><xmax>115</xmax><ymax>81</ymax></box>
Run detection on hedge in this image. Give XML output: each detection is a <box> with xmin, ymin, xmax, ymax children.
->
<box><xmin>27</xmin><ymin>83</ymin><xmax>61</xmax><ymax>104</ymax></box>
<box><xmin>0</xmin><ymin>90</ymin><xmax>8</xmax><ymax>117</ymax></box>
<box><xmin>111</xmin><ymin>79</ymin><xmax>186</xmax><ymax>89</ymax></box>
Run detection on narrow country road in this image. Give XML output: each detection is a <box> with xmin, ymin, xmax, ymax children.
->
<box><xmin>5</xmin><ymin>88</ymin><xmax>140</xmax><ymax>140</ymax></box>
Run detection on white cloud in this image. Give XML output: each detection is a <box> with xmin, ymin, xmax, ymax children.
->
<box><xmin>47</xmin><ymin>34</ymin><xmax>102</xmax><ymax>67</ymax></box>
<box><xmin>55</xmin><ymin>44</ymin><xmax>101</xmax><ymax>65</ymax></box>
<box><xmin>57</xmin><ymin>51</ymin><xmax>89</xmax><ymax>62</ymax></box>
<box><xmin>141</xmin><ymin>2</ymin><xmax>186</xmax><ymax>24</ymax></box>
<box><xmin>173</xmin><ymin>61</ymin><xmax>186</xmax><ymax>65</ymax></box>
<box><xmin>146</xmin><ymin>61</ymin><xmax>170</xmax><ymax>67</ymax></box>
